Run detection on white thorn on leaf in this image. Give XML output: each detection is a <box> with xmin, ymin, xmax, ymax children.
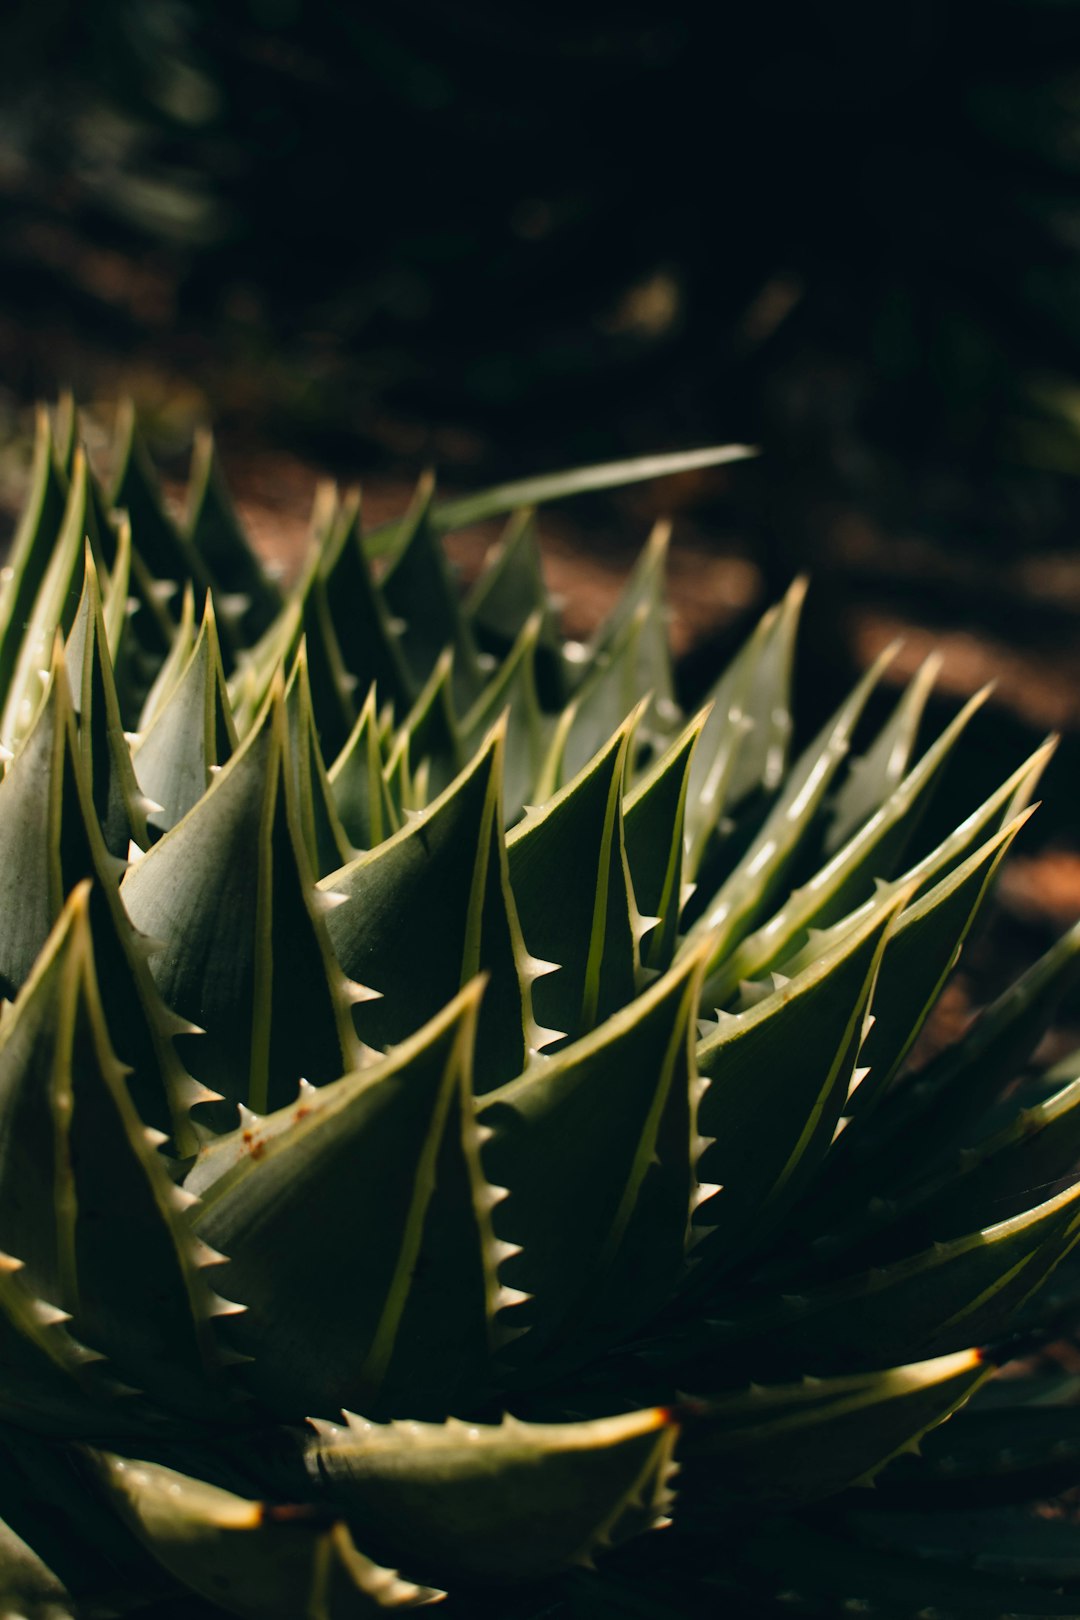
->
<box><xmin>341</xmin><ymin>976</ymin><xmax>382</xmax><ymax>1005</ymax></box>
<box><xmin>32</xmin><ymin>1299</ymin><xmax>72</xmax><ymax>1327</ymax></box>
<box><xmin>521</xmin><ymin>954</ymin><xmax>560</xmax><ymax>982</ymax></box>
<box><xmin>125</xmin><ymin>840</ymin><xmax>147</xmax><ymax>864</ymax></box>
<box><xmin>143</xmin><ymin>1126</ymin><xmax>169</xmax><ymax>1148</ymax></box>
<box><xmin>632</xmin><ymin>912</ymin><xmax>662</xmax><ymax>945</ymax></box>
<box><xmin>177</xmin><ymin>1076</ymin><xmax>221</xmax><ymax>1110</ymax></box>
<box><xmin>207</xmin><ymin>1293</ymin><xmax>246</xmax><ymax>1318</ymax></box>
<box><xmin>528</xmin><ymin>1023</ymin><xmax>566</xmax><ymax>1055</ymax></box>
<box><xmin>478</xmin><ymin>1183</ymin><xmax>510</xmax><ymax>1212</ymax></box>
<box><xmin>846</xmin><ymin>1065</ymin><xmax>871</xmax><ymax>1100</ymax></box>
<box><xmin>490</xmin><ymin>1239</ymin><xmax>523</xmax><ymax>1266</ymax></box>
<box><xmin>495</xmin><ymin>1285</ymin><xmax>531</xmax><ymax>1311</ymax></box>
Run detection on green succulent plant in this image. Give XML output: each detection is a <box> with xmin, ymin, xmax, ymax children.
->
<box><xmin>0</xmin><ymin>401</ymin><xmax>1078</xmax><ymax>1620</ymax></box>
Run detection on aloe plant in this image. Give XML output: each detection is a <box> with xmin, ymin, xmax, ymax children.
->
<box><xmin>0</xmin><ymin>402</ymin><xmax>1078</xmax><ymax>1620</ymax></box>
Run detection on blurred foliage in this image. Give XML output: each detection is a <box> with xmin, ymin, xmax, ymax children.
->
<box><xmin>4</xmin><ymin>0</ymin><xmax>1080</xmax><ymax>505</ymax></box>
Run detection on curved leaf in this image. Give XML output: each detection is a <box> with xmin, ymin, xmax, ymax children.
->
<box><xmin>323</xmin><ymin>723</ymin><xmax>531</xmax><ymax>1090</ymax></box>
<box><xmin>478</xmin><ymin>942</ymin><xmax>709</xmax><ymax>1377</ymax></box>
<box><xmin>307</xmin><ymin>1406</ymin><xmax>678</xmax><ymax>1584</ymax></box>
<box><xmin>194</xmin><ymin>983</ymin><xmax>500</xmax><ymax>1420</ymax></box>
<box><xmin>122</xmin><ymin>692</ymin><xmax>361</xmax><ymax>1120</ymax></box>
<box><xmin>96</xmin><ymin>1453</ymin><xmax>438</xmax><ymax>1616</ymax></box>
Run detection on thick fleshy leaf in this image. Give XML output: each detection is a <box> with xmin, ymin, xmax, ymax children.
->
<box><xmin>108</xmin><ymin>403</ymin><xmax>214</xmax><ymax>613</ymax></box>
<box><xmin>132</xmin><ymin>594</ymin><xmax>237</xmax><ymax>838</ymax></box>
<box><xmin>0</xmin><ymin>884</ymin><xmax>235</xmax><ymax>1418</ymax></box>
<box><xmin>0</xmin><ymin>1251</ymin><xmax>123</xmax><ymax>1435</ymax></box>
<box><xmin>65</xmin><ymin>547</ymin><xmax>151</xmax><ymax>856</ymax></box>
<box><xmin>555</xmin><ymin>603</ymin><xmax>659</xmax><ymax>788</ymax></box>
<box><xmin>184</xmin><ymin>429</ymin><xmax>282</xmax><ymax>645</ymax></box>
<box><xmin>508</xmin><ymin>710</ymin><xmax>643</xmax><ymax>1047</ymax></box>
<box><xmin>323</xmin><ymin>724</ymin><xmax>531</xmax><ymax>1090</ymax></box>
<box><xmin>0</xmin><ymin>650</ymin><xmax>203</xmax><ymax>1143</ymax></box>
<box><xmin>465</xmin><ymin>509</ymin><xmax>564</xmax><ymax>703</ymax></box>
<box><xmin>623</xmin><ymin>712</ymin><xmax>706</xmax><ymax>972</ymax></box>
<box><xmin>0</xmin><ymin>407</ymin><xmax>68</xmax><ymax>711</ymax></box>
<box><xmin>849</xmin><ymin>810</ymin><xmax>1033</xmax><ymax>1114</ymax></box>
<box><xmin>382</xmin><ymin>649</ymin><xmax>463</xmax><ymax>814</ymax></box>
<box><xmin>841</xmin><ymin>1055</ymin><xmax>1080</xmax><ymax>1266</ymax></box>
<box><xmin>703</xmin><ymin>682</ymin><xmax>991</xmax><ymax>1001</ymax></box>
<box><xmin>684</xmin><ymin>577</ymin><xmax>805</xmax><ymax>882</ymax></box>
<box><xmin>692</xmin><ymin>645</ymin><xmax>894</xmax><ymax>984</ymax></box>
<box><xmin>688</xmin><ymin>891</ymin><xmax>905</xmax><ymax>1284</ymax></box>
<box><xmin>122</xmin><ymin>693</ymin><xmax>361</xmax><ymax>1119</ymax></box>
<box><xmin>459</xmin><ymin>612</ymin><xmax>551</xmax><ymax>825</ymax></box>
<box><xmin>284</xmin><ymin>647</ymin><xmax>355</xmax><ymax>877</ymax></box>
<box><xmin>877</xmin><ymin>1377</ymin><xmax>1080</xmax><ymax>1504</ymax></box>
<box><xmin>318</xmin><ymin>492</ymin><xmax>415</xmax><ymax>716</ymax></box>
<box><xmin>478</xmin><ymin>942</ymin><xmax>709</xmax><ymax>1377</ymax></box>
<box><xmin>381</xmin><ymin>478</ymin><xmax>484</xmax><ymax>708</ymax></box>
<box><xmin>682</xmin><ymin>1178</ymin><xmax>1080</xmax><ymax>1382</ymax></box>
<box><xmin>584</xmin><ymin>522</ymin><xmax>677</xmax><ymax>722</ymax></box>
<box><xmin>0</xmin><ymin>451</ymin><xmax>104</xmax><ymax>749</ymax></box>
<box><xmin>194</xmin><ymin>983</ymin><xmax>500</xmax><ymax>1420</ymax></box>
<box><xmin>299</xmin><ymin>575</ymin><xmax>360</xmax><ymax>762</ymax></box>
<box><xmin>96</xmin><ymin>1453</ymin><xmax>438</xmax><ymax>1616</ymax></box>
<box><xmin>135</xmin><ymin>580</ymin><xmax>197</xmax><ymax>733</ymax></box>
<box><xmin>307</xmin><ymin>1406</ymin><xmax>679</xmax><ymax>1584</ymax></box>
<box><xmin>857</xmin><ymin>916</ymin><xmax>1080</xmax><ymax>1199</ymax></box>
<box><xmin>0</xmin><ymin>1429</ymin><xmax>161</xmax><ymax>1618</ymax></box>
<box><xmin>678</xmin><ymin>1347</ymin><xmax>988</xmax><ymax>1507</ymax></box>
<box><xmin>0</xmin><ymin>648</ymin><xmax>108</xmax><ymax>1001</ymax></box>
<box><xmin>328</xmin><ymin>688</ymin><xmax>400</xmax><ymax>852</ymax></box>
<box><xmin>822</xmin><ymin>651</ymin><xmax>942</xmax><ymax>856</ymax></box>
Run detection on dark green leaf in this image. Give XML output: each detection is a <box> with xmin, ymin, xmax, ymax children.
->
<box><xmin>679</xmin><ymin>1347</ymin><xmax>987</xmax><ymax>1507</ymax></box>
<box><xmin>132</xmin><ymin>594</ymin><xmax>236</xmax><ymax>838</ymax></box>
<box><xmin>96</xmin><ymin>1453</ymin><xmax>438</xmax><ymax>1616</ymax></box>
<box><xmin>478</xmin><ymin>942</ymin><xmax>708</xmax><ymax>1378</ymax></box>
<box><xmin>0</xmin><ymin>884</ymin><xmax>235</xmax><ymax>1419</ymax></box>
<box><xmin>184</xmin><ymin>429</ymin><xmax>282</xmax><ymax>645</ymax></box>
<box><xmin>307</xmin><ymin>1405</ymin><xmax>678</xmax><ymax>1584</ymax></box>
<box><xmin>508</xmin><ymin>710</ymin><xmax>643</xmax><ymax>1047</ymax></box>
<box><xmin>195</xmin><ymin>982</ymin><xmax>499</xmax><ymax>1420</ymax></box>
<box><xmin>328</xmin><ymin>688</ymin><xmax>400</xmax><ymax>852</ymax></box>
<box><xmin>122</xmin><ymin>693</ymin><xmax>361</xmax><ymax>1121</ymax></box>
<box><xmin>324</xmin><ymin>724</ymin><xmax>530</xmax><ymax>1089</ymax></box>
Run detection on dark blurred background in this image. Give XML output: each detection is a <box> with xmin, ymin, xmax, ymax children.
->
<box><xmin>4</xmin><ymin>0</ymin><xmax>1080</xmax><ymax>876</ymax></box>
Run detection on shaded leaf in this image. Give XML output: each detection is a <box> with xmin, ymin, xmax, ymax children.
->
<box><xmin>96</xmin><ymin>1453</ymin><xmax>438</xmax><ymax>1616</ymax></box>
<box><xmin>323</xmin><ymin>723</ymin><xmax>530</xmax><ymax>1090</ymax></box>
<box><xmin>307</xmin><ymin>1406</ymin><xmax>678</xmax><ymax>1584</ymax></box>
<box><xmin>133</xmin><ymin>594</ymin><xmax>236</xmax><ymax>839</ymax></box>
<box><xmin>122</xmin><ymin>693</ymin><xmax>360</xmax><ymax>1120</ymax></box>
<box><xmin>508</xmin><ymin>709</ymin><xmax>643</xmax><ymax>1047</ymax></box>
<box><xmin>194</xmin><ymin>983</ymin><xmax>499</xmax><ymax>1421</ymax></box>
<box><xmin>679</xmin><ymin>1347</ymin><xmax>988</xmax><ymax>1507</ymax></box>
<box><xmin>478</xmin><ymin>943</ymin><xmax>709</xmax><ymax>1377</ymax></box>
